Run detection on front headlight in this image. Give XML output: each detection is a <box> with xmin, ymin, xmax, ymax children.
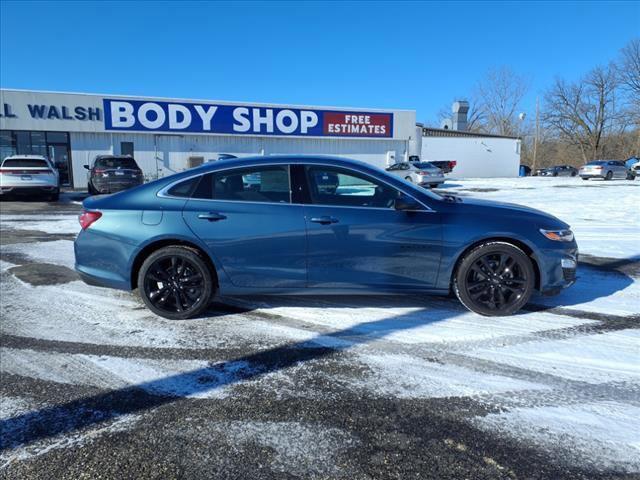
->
<box><xmin>540</xmin><ymin>229</ymin><xmax>574</xmax><ymax>242</ymax></box>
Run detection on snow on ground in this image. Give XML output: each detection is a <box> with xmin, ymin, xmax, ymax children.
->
<box><xmin>1</xmin><ymin>176</ymin><xmax>639</xmax><ymax>475</ymax></box>
<box><xmin>441</xmin><ymin>176</ymin><xmax>640</xmax><ymax>259</ymax></box>
<box><xmin>0</xmin><ymin>214</ymin><xmax>80</xmax><ymax>235</ymax></box>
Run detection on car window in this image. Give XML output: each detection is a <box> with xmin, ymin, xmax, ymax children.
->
<box><xmin>2</xmin><ymin>158</ymin><xmax>48</xmax><ymax>168</ymax></box>
<box><xmin>192</xmin><ymin>166</ymin><xmax>291</xmax><ymax>203</ymax></box>
<box><xmin>305</xmin><ymin>166</ymin><xmax>401</xmax><ymax>209</ymax></box>
<box><xmin>95</xmin><ymin>157</ymin><xmax>139</xmax><ymax>169</ymax></box>
<box><xmin>166</xmin><ymin>176</ymin><xmax>200</xmax><ymax>198</ymax></box>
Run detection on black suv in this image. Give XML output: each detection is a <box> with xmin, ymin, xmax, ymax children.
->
<box><xmin>85</xmin><ymin>155</ymin><xmax>143</xmax><ymax>194</ymax></box>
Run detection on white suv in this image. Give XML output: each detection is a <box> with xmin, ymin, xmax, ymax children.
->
<box><xmin>0</xmin><ymin>155</ymin><xmax>60</xmax><ymax>201</ymax></box>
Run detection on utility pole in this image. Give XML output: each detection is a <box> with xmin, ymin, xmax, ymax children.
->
<box><xmin>532</xmin><ymin>97</ymin><xmax>539</xmax><ymax>171</ymax></box>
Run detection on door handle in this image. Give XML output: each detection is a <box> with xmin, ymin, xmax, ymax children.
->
<box><xmin>197</xmin><ymin>212</ymin><xmax>227</xmax><ymax>222</ymax></box>
<box><xmin>310</xmin><ymin>216</ymin><xmax>339</xmax><ymax>225</ymax></box>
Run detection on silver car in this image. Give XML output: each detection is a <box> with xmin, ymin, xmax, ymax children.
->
<box><xmin>385</xmin><ymin>161</ymin><xmax>445</xmax><ymax>188</ymax></box>
<box><xmin>0</xmin><ymin>155</ymin><xmax>60</xmax><ymax>200</ymax></box>
<box><xmin>579</xmin><ymin>160</ymin><xmax>630</xmax><ymax>181</ymax></box>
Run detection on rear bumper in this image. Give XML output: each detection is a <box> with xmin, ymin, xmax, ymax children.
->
<box><xmin>74</xmin><ymin>229</ymin><xmax>136</xmax><ymax>291</ymax></box>
<box><xmin>579</xmin><ymin>174</ymin><xmax>604</xmax><ymax>179</ymax></box>
<box><xmin>91</xmin><ymin>179</ymin><xmax>142</xmax><ymax>194</ymax></box>
<box><xmin>0</xmin><ymin>185</ymin><xmax>59</xmax><ymax>195</ymax></box>
<box><xmin>418</xmin><ymin>178</ymin><xmax>445</xmax><ymax>186</ymax></box>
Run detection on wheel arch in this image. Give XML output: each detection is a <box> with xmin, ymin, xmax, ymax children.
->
<box><xmin>449</xmin><ymin>236</ymin><xmax>541</xmax><ymax>292</ymax></box>
<box><xmin>130</xmin><ymin>238</ymin><xmax>219</xmax><ymax>290</ymax></box>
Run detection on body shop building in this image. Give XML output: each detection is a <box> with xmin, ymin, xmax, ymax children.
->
<box><xmin>0</xmin><ymin>89</ymin><xmax>417</xmax><ymax>189</ymax></box>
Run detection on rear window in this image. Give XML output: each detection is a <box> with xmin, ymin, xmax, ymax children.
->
<box><xmin>586</xmin><ymin>161</ymin><xmax>606</xmax><ymax>166</ymax></box>
<box><xmin>94</xmin><ymin>157</ymin><xmax>139</xmax><ymax>169</ymax></box>
<box><xmin>2</xmin><ymin>158</ymin><xmax>49</xmax><ymax>168</ymax></box>
<box><xmin>413</xmin><ymin>162</ymin><xmax>436</xmax><ymax>169</ymax></box>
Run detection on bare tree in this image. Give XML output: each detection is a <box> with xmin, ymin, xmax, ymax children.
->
<box><xmin>474</xmin><ymin>67</ymin><xmax>530</xmax><ymax>136</ymax></box>
<box><xmin>619</xmin><ymin>38</ymin><xmax>640</xmax><ymax>97</ymax></box>
<box><xmin>543</xmin><ymin>64</ymin><xmax>624</xmax><ymax>162</ymax></box>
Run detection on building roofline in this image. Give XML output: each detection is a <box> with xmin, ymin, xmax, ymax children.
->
<box><xmin>0</xmin><ymin>87</ymin><xmax>415</xmax><ymax>114</ymax></box>
<box><xmin>421</xmin><ymin>126</ymin><xmax>519</xmax><ymax>140</ymax></box>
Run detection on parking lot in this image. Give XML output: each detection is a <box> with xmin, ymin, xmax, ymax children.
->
<box><xmin>1</xmin><ymin>176</ymin><xmax>639</xmax><ymax>479</ymax></box>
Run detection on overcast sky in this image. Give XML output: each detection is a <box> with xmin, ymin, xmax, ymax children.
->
<box><xmin>1</xmin><ymin>1</ymin><xmax>638</xmax><ymax>123</ymax></box>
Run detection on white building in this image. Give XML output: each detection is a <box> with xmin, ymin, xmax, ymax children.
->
<box><xmin>0</xmin><ymin>89</ymin><xmax>417</xmax><ymax>189</ymax></box>
<box><xmin>421</xmin><ymin>127</ymin><xmax>521</xmax><ymax>178</ymax></box>
<box><xmin>415</xmin><ymin>100</ymin><xmax>522</xmax><ymax>178</ymax></box>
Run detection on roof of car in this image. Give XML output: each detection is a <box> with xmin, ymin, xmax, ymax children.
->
<box><xmin>205</xmin><ymin>154</ymin><xmax>377</xmax><ymax>170</ymax></box>
<box><xmin>3</xmin><ymin>154</ymin><xmax>48</xmax><ymax>160</ymax></box>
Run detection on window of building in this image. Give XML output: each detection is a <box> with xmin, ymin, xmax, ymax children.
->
<box><xmin>0</xmin><ymin>130</ymin><xmax>73</xmax><ymax>186</ymax></box>
<box><xmin>120</xmin><ymin>141</ymin><xmax>134</xmax><ymax>157</ymax></box>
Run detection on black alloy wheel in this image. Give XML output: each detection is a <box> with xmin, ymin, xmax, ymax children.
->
<box><xmin>454</xmin><ymin>242</ymin><xmax>534</xmax><ymax>316</ymax></box>
<box><xmin>138</xmin><ymin>246</ymin><xmax>214</xmax><ymax>319</ymax></box>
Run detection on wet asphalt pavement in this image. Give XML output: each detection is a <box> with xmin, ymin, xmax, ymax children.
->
<box><xmin>1</xmin><ymin>194</ymin><xmax>638</xmax><ymax>480</ymax></box>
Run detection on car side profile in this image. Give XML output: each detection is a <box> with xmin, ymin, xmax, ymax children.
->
<box><xmin>74</xmin><ymin>155</ymin><xmax>578</xmax><ymax>320</ymax></box>
<box><xmin>385</xmin><ymin>161</ymin><xmax>445</xmax><ymax>188</ymax></box>
<box><xmin>539</xmin><ymin>165</ymin><xmax>578</xmax><ymax>177</ymax></box>
<box><xmin>0</xmin><ymin>155</ymin><xmax>60</xmax><ymax>200</ymax></box>
<box><xmin>579</xmin><ymin>160</ymin><xmax>631</xmax><ymax>180</ymax></box>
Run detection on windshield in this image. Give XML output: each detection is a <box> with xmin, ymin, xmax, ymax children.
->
<box><xmin>2</xmin><ymin>158</ymin><xmax>48</xmax><ymax>168</ymax></box>
<box><xmin>412</xmin><ymin>162</ymin><xmax>437</xmax><ymax>169</ymax></box>
<box><xmin>586</xmin><ymin>161</ymin><xmax>606</xmax><ymax>166</ymax></box>
<box><xmin>94</xmin><ymin>157</ymin><xmax>139</xmax><ymax>169</ymax></box>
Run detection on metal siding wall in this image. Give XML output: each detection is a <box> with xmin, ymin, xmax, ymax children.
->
<box><xmin>421</xmin><ymin>136</ymin><xmax>520</xmax><ymax>178</ymax></box>
<box><xmin>68</xmin><ymin>132</ymin><xmax>407</xmax><ymax>188</ymax></box>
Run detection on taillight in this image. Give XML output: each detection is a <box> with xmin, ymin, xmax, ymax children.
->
<box><xmin>94</xmin><ymin>168</ymin><xmax>106</xmax><ymax>174</ymax></box>
<box><xmin>79</xmin><ymin>211</ymin><xmax>102</xmax><ymax>230</ymax></box>
<box><xmin>450</xmin><ymin>161</ymin><xmax>457</xmax><ymax>167</ymax></box>
<box><xmin>416</xmin><ymin>171</ymin><xmax>431</xmax><ymax>176</ymax></box>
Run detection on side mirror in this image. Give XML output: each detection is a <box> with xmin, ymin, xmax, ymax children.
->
<box><xmin>83</xmin><ymin>164</ymin><xmax>89</xmax><ymax>170</ymax></box>
<box><xmin>395</xmin><ymin>195</ymin><xmax>422</xmax><ymax>211</ymax></box>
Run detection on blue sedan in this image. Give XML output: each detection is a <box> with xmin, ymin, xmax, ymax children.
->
<box><xmin>74</xmin><ymin>155</ymin><xmax>578</xmax><ymax>319</ymax></box>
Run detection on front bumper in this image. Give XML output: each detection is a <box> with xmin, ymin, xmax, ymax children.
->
<box><xmin>538</xmin><ymin>246</ymin><xmax>578</xmax><ymax>295</ymax></box>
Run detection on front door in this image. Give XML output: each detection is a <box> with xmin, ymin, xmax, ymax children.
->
<box><xmin>182</xmin><ymin>165</ymin><xmax>307</xmax><ymax>289</ymax></box>
<box><xmin>301</xmin><ymin>165</ymin><xmax>442</xmax><ymax>289</ymax></box>
<box><xmin>48</xmin><ymin>144</ymin><xmax>72</xmax><ymax>186</ymax></box>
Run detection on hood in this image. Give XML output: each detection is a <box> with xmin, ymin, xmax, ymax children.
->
<box><xmin>454</xmin><ymin>196</ymin><xmax>569</xmax><ymax>229</ymax></box>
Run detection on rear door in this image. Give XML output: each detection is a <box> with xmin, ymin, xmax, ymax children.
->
<box><xmin>298</xmin><ymin>164</ymin><xmax>442</xmax><ymax>289</ymax></box>
<box><xmin>182</xmin><ymin>164</ymin><xmax>307</xmax><ymax>288</ymax></box>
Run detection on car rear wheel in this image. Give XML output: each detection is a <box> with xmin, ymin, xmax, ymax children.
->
<box><xmin>138</xmin><ymin>246</ymin><xmax>214</xmax><ymax>320</ymax></box>
<box><xmin>405</xmin><ymin>176</ymin><xmax>413</xmax><ymax>183</ymax></box>
<box><xmin>429</xmin><ymin>183</ymin><xmax>439</xmax><ymax>188</ymax></box>
<box><xmin>453</xmin><ymin>242</ymin><xmax>534</xmax><ymax>316</ymax></box>
<box><xmin>605</xmin><ymin>171</ymin><xmax>613</xmax><ymax>180</ymax></box>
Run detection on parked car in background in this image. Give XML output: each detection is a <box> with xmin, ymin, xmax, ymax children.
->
<box><xmin>579</xmin><ymin>160</ymin><xmax>631</xmax><ymax>181</ymax></box>
<box><xmin>85</xmin><ymin>155</ymin><xmax>143</xmax><ymax>194</ymax></box>
<box><xmin>386</xmin><ymin>161</ymin><xmax>445</xmax><ymax>188</ymax></box>
<box><xmin>0</xmin><ymin>155</ymin><xmax>60</xmax><ymax>201</ymax></box>
<box><xmin>533</xmin><ymin>167</ymin><xmax>547</xmax><ymax>176</ymax></box>
<box><xmin>74</xmin><ymin>155</ymin><xmax>578</xmax><ymax>320</ymax></box>
<box><xmin>630</xmin><ymin>160</ymin><xmax>640</xmax><ymax>177</ymax></box>
<box><xmin>426</xmin><ymin>160</ymin><xmax>457</xmax><ymax>174</ymax></box>
<box><xmin>539</xmin><ymin>165</ymin><xmax>579</xmax><ymax>177</ymax></box>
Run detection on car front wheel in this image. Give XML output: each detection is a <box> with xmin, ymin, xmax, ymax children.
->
<box><xmin>453</xmin><ymin>242</ymin><xmax>535</xmax><ymax>316</ymax></box>
<box><xmin>138</xmin><ymin>246</ymin><xmax>214</xmax><ymax>319</ymax></box>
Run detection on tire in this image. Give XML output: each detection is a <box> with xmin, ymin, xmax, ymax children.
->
<box><xmin>429</xmin><ymin>183</ymin><xmax>439</xmax><ymax>188</ymax></box>
<box><xmin>627</xmin><ymin>173</ymin><xmax>635</xmax><ymax>180</ymax></box>
<box><xmin>571</xmin><ymin>171</ymin><xmax>577</xmax><ymax>177</ymax></box>
<box><xmin>405</xmin><ymin>176</ymin><xmax>413</xmax><ymax>183</ymax></box>
<box><xmin>453</xmin><ymin>241</ymin><xmax>535</xmax><ymax>317</ymax></box>
<box><xmin>49</xmin><ymin>190</ymin><xmax>60</xmax><ymax>202</ymax></box>
<box><xmin>605</xmin><ymin>171</ymin><xmax>613</xmax><ymax>180</ymax></box>
<box><xmin>137</xmin><ymin>246</ymin><xmax>215</xmax><ymax>320</ymax></box>
<box><xmin>582</xmin><ymin>177</ymin><xmax>589</xmax><ymax>181</ymax></box>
